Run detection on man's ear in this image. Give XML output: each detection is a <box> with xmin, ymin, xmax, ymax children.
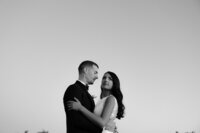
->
<box><xmin>83</xmin><ymin>67</ymin><xmax>88</xmax><ymax>74</ymax></box>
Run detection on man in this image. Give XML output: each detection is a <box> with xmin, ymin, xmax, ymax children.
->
<box><xmin>63</xmin><ymin>60</ymin><xmax>102</xmax><ymax>133</ymax></box>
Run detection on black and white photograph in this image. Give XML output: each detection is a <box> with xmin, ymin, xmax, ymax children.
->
<box><xmin>1</xmin><ymin>1</ymin><xmax>200</xmax><ymax>133</ymax></box>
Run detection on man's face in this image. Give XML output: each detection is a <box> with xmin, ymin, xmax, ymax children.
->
<box><xmin>85</xmin><ymin>65</ymin><xmax>98</xmax><ymax>85</ymax></box>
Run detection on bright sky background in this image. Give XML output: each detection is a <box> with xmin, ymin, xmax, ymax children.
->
<box><xmin>1</xmin><ymin>1</ymin><xmax>200</xmax><ymax>133</ymax></box>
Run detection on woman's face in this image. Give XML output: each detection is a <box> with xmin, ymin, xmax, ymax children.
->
<box><xmin>101</xmin><ymin>73</ymin><xmax>113</xmax><ymax>90</ymax></box>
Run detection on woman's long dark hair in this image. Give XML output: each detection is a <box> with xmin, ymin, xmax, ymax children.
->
<box><xmin>102</xmin><ymin>71</ymin><xmax>125</xmax><ymax>119</ymax></box>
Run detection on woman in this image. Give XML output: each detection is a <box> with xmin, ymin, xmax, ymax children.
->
<box><xmin>67</xmin><ymin>71</ymin><xmax>125</xmax><ymax>133</ymax></box>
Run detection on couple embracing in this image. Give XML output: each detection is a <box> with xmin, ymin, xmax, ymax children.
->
<box><xmin>63</xmin><ymin>60</ymin><xmax>125</xmax><ymax>133</ymax></box>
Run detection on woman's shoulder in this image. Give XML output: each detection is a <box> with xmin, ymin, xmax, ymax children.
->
<box><xmin>105</xmin><ymin>95</ymin><xmax>116</xmax><ymax>104</ymax></box>
<box><xmin>107</xmin><ymin>95</ymin><xmax>116</xmax><ymax>100</ymax></box>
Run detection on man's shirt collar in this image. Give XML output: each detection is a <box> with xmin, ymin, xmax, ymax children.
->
<box><xmin>78</xmin><ymin>80</ymin><xmax>87</xmax><ymax>86</ymax></box>
<box><xmin>77</xmin><ymin>80</ymin><xmax>89</xmax><ymax>90</ymax></box>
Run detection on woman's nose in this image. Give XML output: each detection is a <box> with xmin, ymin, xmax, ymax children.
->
<box><xmin>105</xmin><ymin>78</ymin><xmax>109</xmax><ymax>81</ymax></box>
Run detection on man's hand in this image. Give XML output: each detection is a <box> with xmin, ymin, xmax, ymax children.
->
<box><xmin>104</xmin><ymin>118</ymin><xmax>116</xmax><ymax>132</ymax></box>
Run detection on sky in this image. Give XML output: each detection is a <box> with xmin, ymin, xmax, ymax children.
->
<box><xmin>0</xmin><ymin>0</ymin><xmax>200</xmax><ymax>133</ymax></box>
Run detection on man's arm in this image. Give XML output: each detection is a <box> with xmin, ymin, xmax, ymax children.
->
<box><xmin>64</xmin><ymin>85</ymin><xmax>101</xmax><ymax>132</ymax></box>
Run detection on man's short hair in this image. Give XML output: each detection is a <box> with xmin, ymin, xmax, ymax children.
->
<box><xmin>78</xmin><ymin>60</ymin><xmax>99</xmax><ymax>74</ymax></box>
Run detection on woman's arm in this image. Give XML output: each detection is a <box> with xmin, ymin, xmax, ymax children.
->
<box><xmin>67</xmin><ymin>95</ymin><xmax>115</xmax><ymax>128</ymax></box>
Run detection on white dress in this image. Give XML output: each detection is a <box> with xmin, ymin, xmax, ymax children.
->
<box><xmin>94</xmin><ymin>95</ymin><xmax>118</xmax><ymax>133</ymax></box>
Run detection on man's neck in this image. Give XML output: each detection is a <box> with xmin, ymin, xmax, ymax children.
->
<box><xmin>78</xmin><ymin>79</ymin><xmax>87</xmax><ymax>86</ymax></box>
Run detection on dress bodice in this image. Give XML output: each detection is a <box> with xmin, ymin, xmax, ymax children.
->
<box><xmin>94</xmin><ymin>95</ymin><xmax>118</xmax><ymax>120</ymax></box>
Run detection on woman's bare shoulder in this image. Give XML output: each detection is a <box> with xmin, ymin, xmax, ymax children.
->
<box><xmin>105</xmin><ymin>95</ymin><xmax>115</xmax><ymax>104</ymax></box>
